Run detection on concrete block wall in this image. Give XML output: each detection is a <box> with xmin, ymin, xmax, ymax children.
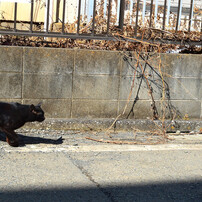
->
<box><xmin>160</xmin><ymin>54</ymin><xmax>202</xmax><ymax>119</ymax></box>
<box><xmin>0</xmin><ymin>46</ymin><xmax>201</xmax><ymax>119</ymax></box>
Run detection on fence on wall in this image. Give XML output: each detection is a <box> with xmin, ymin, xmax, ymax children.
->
<box><xmin>0</xmin><ymin>0</ymin><xmax>201</xmax><ymax>42</ymax></box>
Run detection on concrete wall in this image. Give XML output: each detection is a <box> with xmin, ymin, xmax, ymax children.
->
<box><xmin>0</xmin><ymin>46</ymin><xmax>201</xmax><ymax>119</ymax></box>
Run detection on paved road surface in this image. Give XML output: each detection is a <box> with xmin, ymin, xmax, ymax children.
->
<box><xmin>0</xmin><ymin>130</ymin><xmax>202</xmax><ymax>202</ymax></box>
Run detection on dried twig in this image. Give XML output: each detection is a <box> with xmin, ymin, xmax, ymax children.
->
<box><xmin>85</xmin><ymin>137</ymin><xmax>163</xmax><ymax>145</ymax></box>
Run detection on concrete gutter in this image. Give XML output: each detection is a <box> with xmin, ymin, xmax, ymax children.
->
<box><xmin>23</xmin><ymin>118</ymin><xmax>202</xmax><ymax>133</ymax></box>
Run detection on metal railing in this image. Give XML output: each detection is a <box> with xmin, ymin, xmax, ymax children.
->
<box><xmin>0</xmin><ymin>0</ymin><xmax>201</xmax><ymax>42</ymax></box>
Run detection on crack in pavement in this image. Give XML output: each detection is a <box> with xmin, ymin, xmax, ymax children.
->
<box><xmin>66</xmin><ymin>154</ymin><xmax>117</xmax><ymax>202</ymax></box>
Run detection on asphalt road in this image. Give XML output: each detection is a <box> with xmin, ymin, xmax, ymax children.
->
<box><xmin>0</xmin><ymin>130</ymin><xmax>202</xmax><ymax>202</ymax></box>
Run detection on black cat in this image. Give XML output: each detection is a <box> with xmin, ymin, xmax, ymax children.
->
<box><xmin>0</xmin><ymin>102</ymin><xmax>45</xmax><ymax>147</ymax></box>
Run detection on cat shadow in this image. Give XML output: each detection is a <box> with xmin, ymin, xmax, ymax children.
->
<box><xmin>0</xmin><ymin>132</ymin><xmax>63</xmax><ymax>147</ymax></box>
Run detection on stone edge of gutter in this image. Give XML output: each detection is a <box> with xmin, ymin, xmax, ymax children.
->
<box><xmin>22</xmin><ymin>119</ymin><xmax>202</xmax><ymax>133</ymax></box>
